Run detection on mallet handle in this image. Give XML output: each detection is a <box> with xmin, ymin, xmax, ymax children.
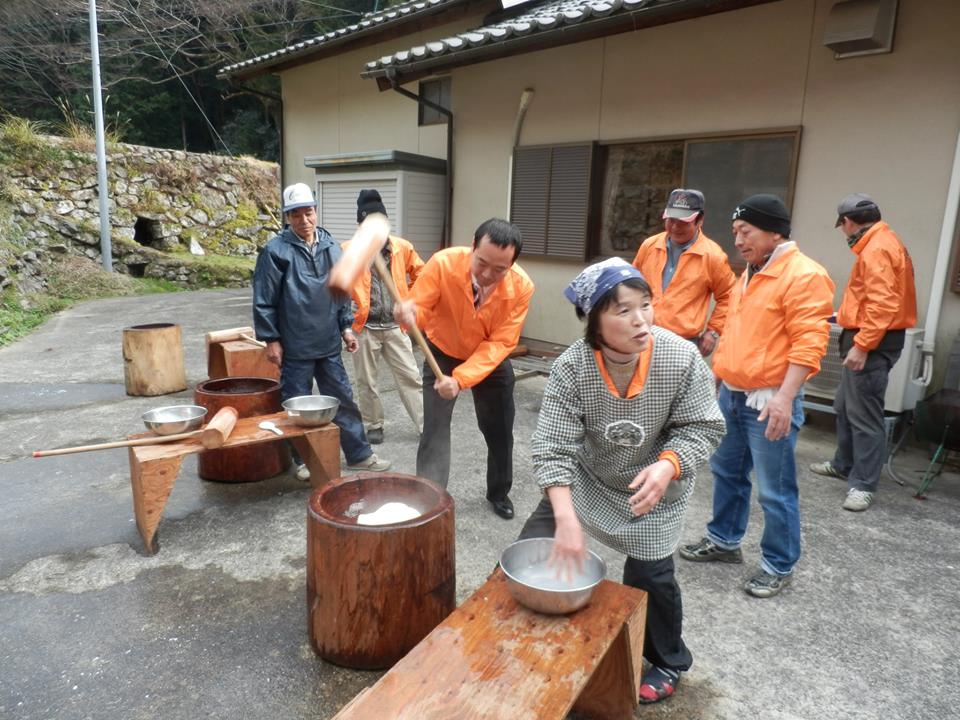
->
<box><xmin>372</xmin><ymin>253</ymin><xmax>445</xmax><ymax>380</ymax></box>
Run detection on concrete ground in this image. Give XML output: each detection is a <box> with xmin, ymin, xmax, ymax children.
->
<box><xmin>1</xmin><ymin>288</ymin><xmax>958</xmax><ymax>720</ymax></box>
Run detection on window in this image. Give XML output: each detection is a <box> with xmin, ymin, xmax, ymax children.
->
<box><xmin>598</xmin><ymin>131</ymin><xmax>800</xmax><ymax>265</ymax></box>
<box><xmin>418</xmin><ymin>78</ymin><xmax>451</xmax><ymax>126</ymax></box>
<box><xmin>510</xmin><ymin>144</ymin><xmax>594</xmax><ymax>260</ymax></box>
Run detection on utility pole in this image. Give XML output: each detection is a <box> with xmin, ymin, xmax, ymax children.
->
<box><xmin>88</xmin><ymin>0</ymin><xmax>112</xmax><ymax>271</ymax></box>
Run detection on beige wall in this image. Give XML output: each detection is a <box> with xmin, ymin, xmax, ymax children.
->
<box><xmin>279</xmin><ymin>0</ymin><xmax>960</xmax><ymax>384</ymax></box>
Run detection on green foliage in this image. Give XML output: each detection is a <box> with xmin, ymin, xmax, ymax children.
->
<box><xmin>221</xmin><ymin>109</ymin><xmax>279</xmax><ymax>162</ymax></box>
<box><xmin>0</xmin><ymin>115</ymin><xmax>66</xmax><ymax>172</ymax></box>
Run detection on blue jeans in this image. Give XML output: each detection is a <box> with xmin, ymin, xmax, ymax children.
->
<box><xmin>706</xmin><ymin>385</ymin><xmax>804</xmax><ymax>577</ymax></box>
<box><xmin>280</xmin><ymin>355</ymin><xmax>372</xmax><ymax>466</ymax></box>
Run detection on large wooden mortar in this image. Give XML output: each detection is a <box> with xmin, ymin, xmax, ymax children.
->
<box><xmin>194</xmin><ymin>376</ymin><xmax>289</xmax><ymax>482</ymax></box>
<box><xmin>307</xmin><ymin>473</ymin><xmax>455</xmax><ymax>669</ymax></box>
<box><xmin>122</xmin><ymin>323</ymin><xmax>187</xmax><ymax>396</ymax></box>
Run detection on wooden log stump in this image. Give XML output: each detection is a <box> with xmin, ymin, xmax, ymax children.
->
<box><xmin>122</xmin><ymin>323</ymin><xmax>187</xmax><ymax>396</ymax></box>
<box><xmin>194</xmin><ymin>377</ymin><xmax>289</xmax><ymax>482</ymax></box>
<box><xmin>307</xmin><ymin>473</ymin><xmax>456</xmax><ymax>670</ymax></box>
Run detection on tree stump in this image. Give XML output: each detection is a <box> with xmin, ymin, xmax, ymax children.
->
<box><xmin>307</xmin><ymin>473</ymin><xmax>456</xmax><ymax>669</ymax></box>
<box><xmin>122</xmin><ymin>323</ymin><xmax>187</xmax><ymax>396</ymax></box>
<box><xmin>194</xmin><ymin>377</ymin><xmax>289</xmax><ymax>482</ymax></box>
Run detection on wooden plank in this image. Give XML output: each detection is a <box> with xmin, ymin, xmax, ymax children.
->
<box><xmin>129</xmin><ymin>449</ymin><xmax>184</xmax><ymax>554</ymax></box>
<box><xmin>332</xmin><ymin>571</ymin><xmax>646</xmax><ymax>720</ymax></box>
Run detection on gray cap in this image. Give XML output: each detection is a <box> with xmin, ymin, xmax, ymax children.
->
<box><xmin>835</xmin><ymin>193</ymin><xmax>879</xmax><ymax>227</ymax></box>
<box><xmin>662</xmin><ymin>189</ymin><xmax>705</xmax><ymax>221</ymax></box>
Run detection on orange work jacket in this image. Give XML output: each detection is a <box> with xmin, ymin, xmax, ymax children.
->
<box><xmin>713</xmin><ymin>243</ymin><xmax>835</xmax><ymax>389</ymax></box>
<box><xmin>836</xmin><ymin>222</ymin><xmax>917</xmax><ymax>352</ymax></box>
<box><xmin>632</xmin><ymin>230</ymin><xmax>736</xmax><ymax>339</ymax></box>
<box><xmin>343</xmin><ymin>235</ymin><xmax>424</xmax><ymax>334</ymax></box>
<box><xmin>411</xmin><ymin>246</ymin><xmax>534</xmax><ymax>389</ymax></box>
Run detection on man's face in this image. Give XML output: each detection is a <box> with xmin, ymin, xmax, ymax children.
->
<box><xmin>664</xmin><ymin>216</ymin><xmax>701</xmax><ymax>245</ymax></box>
<box><xmin>286</xmin><ymin>206</ymin><xmax>318</xmax><ymax>241</ymax></box>
<box><xmin>471</xmin><ymin>235</ymin><xmax>515</xmax><ymax>289</ymax></box>
<box><xmin>732</xmin><ymin>219</ymin><xmax>780</xmax><ymax>266</ymax></box>
<box><xmin>837</xmin><ymin>216</ymin><xmax>855</xmax><ymax>237</ymax></box>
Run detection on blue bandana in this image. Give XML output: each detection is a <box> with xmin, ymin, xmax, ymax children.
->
<box><xmin>564</xmin><ymin>258</ymin><xmax>646</xmax><ymax>315</ymax></box>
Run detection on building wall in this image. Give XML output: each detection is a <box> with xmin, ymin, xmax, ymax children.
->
<box><xmin>278</xmin><ymin>0</ymin><xmax>960</xmax><ymax>385</ymax></box>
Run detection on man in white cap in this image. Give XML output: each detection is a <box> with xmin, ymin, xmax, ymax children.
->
<box><xmin>809</xmin><ymin>193</ymin><xmax>917</xmax><ymax>511</ymax></box>
<box><xmin>253</xmin><ymin>183</ymin><xmax>390</xmax><ymax>477</ymax></box>
<box><xmin>632</xmin><ymin>189</ymin><xmax>735</xmax><ymax>356</ymax></box>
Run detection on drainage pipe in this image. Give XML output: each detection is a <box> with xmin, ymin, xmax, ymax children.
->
<box><xmin>387</xmin><ymin>70</ymin><xmax>453</xmax><ymax>248</ymax></box>
<box><xmin>506</xmin><ymin>88</ymin><xmax>535</xmax><ymax>215</ymax></box>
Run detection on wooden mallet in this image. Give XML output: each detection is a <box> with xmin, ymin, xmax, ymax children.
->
<box><xmin>328</xmin><ymin>213</ymin><xmax>445</xmax><ymax>379</ymax></box>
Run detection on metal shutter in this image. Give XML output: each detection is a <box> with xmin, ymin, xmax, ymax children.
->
<box><xmin>318</xmin><ymin>180</ymin><xmax>397</xmax><ymax>244</ymax></box>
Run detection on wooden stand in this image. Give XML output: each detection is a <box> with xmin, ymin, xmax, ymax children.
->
<box><xmin>208</xmin><ymin>339</ymin><xmax>279</xmax><ymax>381</ymax></box>
<box><xmin>332</xmin><ymin>570</ymin><xmax>647</xmax><ymax>720</ymax></box>
<box><xmin>307</xmin><ymin>474</ymin><xmax>455</xmax><ymax>669</ymax></box>
<box><xmin>128</xmin><ymin>412</ymin><xmax>340</xmax><ymax>554</ymax></box>
<box><xmin>122</xmin><ymin>323</ymin><xmax>187</xmax><ymax>396</ymax></box>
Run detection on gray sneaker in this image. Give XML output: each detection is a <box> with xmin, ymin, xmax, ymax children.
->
<box><xmin>347</xmin><ymin>453</ymin><xmax>391</xmax><ymax>472</ymax></box>
<box><xmin>679</xmin><ymin>537</ymin><xmax>743</xmax><ymax>563</ymax></box>
<box><xmin>743</xmin><ymin>569</ymin><xmax>792</xmax><ymax>598</ymax></box>
<box><xmin>809</xmin><ymin>461</ymin><xmax>846</xmax><ymax>480</ymax></box>
<box><xmin>842</xmin><ymin>488</ymin><xmax>874</xmax><ymax>512</ymax></box>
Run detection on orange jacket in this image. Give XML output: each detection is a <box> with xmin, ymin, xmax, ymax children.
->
<box><xmin>632</xmin><ymin>230</ymin><xmax>736</xmax><ymax>338</ymax></box>
<box><xmin>343</xmin><ymin>235</ymin><xmax>424</xmax><ymax>334</ymax></box>
<box><xmin>713</xmin><ymin>244</ymin><xmax>835</xmax><ymax>389</ymax></box>
<box><xmin>411</xmin><ymin>246</ymin><xmax>534</xmax><ymax>389</ymax></box>
<box><xmin>836</xmin><ymin>222</ymin><xmax>917</xmax><ymax>351</ymax></box>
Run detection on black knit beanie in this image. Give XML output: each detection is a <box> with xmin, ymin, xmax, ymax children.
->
<box><xmin>732</xmin><ymin>194</ymin><xmax>791</xmax><ymax>238</ymax></box>
<box><xmin>357</xmin><ymin>189</ymin><xmax>387</xmax><ymax>223</ymax></box>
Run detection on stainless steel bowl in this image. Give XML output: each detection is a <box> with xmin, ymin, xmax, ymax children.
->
<box><xmin>499</xmin><ymin>537</ymin><xmax>606</xmax><ymax>615</ymax></box>
<box><xmin>282</xmin><ymin>395</ymin><xmax>340</xmax><ymax>427</ymax></box>
<box><xmin>142</xmin><ymin>405</ymin><xmax>207</xmax><ymax>435</ymax></box>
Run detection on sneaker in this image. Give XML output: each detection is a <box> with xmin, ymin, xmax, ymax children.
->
<box><xmin>743</xmin><ymin>569</ymin><xmax>792</xmax><ymax>598</ymax></box>
<box><xmin>809</xmin><ymin>461</ymin><xmax>846</xmax><ymax>480</ymax></box>
<box><xmin>294</xmin><ymin>463</ymin><xmax>310</xmax><ymax>482</ymax></box>
<box><xmin>638</xmin><ymin>665</ymin><xmax>680</xmax><ymax>704</ymax></box>
<box><xmin>679</xmin><ymin>537</ymin><xmax>743</xmax><ymax>564</ymax></box>
<box><xmin>366</xmin><ymin>427</ymin><xmax>384</xmax><ymax>445</ymax></box>
<box><xmin>347</xmin><ymin>453</ymin><xmax>391</xmax><ymax>472</ymax></box>
<box><xmin>842</xmin><ymin>488</ymin><xmax>874</xmax><ymax>512</ymax></box>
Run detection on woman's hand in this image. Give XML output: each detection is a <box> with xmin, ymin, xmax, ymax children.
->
<box><xmin>549</xmin><ymin>514</ymin><xmax>586</xmax><ymax>581</ymax></box>
<box><xmin>627</xmin><ymin>460</ymin><xmax>676</xmax><ymax>516</ymax></box>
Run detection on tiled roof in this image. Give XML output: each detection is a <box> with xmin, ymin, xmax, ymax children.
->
<box><xmin>219</xmin><ymin>0</ymin><xmax>472</xmax><ymax>78</ymax></box>
<box><xmin>362</xmin><ymin>0</ymin><xmax>671</xmax><ymax>75</ymax></box>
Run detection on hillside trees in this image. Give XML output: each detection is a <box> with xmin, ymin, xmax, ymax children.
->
<box><xmin>0</xmin><ymin>0</ymin><xmax>378</xmax><ymax>158</ymax></box>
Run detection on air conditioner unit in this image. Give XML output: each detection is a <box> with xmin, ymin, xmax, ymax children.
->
<box><xmin>804</xmin><ymin>324</ymin><xmax>926</xmax><ymax>413</ymax></box>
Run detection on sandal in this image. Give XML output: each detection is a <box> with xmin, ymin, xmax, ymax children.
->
<box><xmin>638</xmin><ymin>665</ymin><xmax>680</xmax><ymax>704</ymax></box>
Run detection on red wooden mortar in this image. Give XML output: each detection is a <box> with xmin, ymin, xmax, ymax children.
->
<box><xmin>194</xmin><ymin>376</ymin><xmax>289</xmax><ymax>482</ymax></box>
<box><xmin>307</xmin><ymin>473</ymin><xmax>456</xmax><ymax>669</ymax></box>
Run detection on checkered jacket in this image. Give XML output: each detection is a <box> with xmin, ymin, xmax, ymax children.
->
<box><xmin>532</xmin><ymin>328</ymin><xmax>725</xmax><ymax>560</ymax></box>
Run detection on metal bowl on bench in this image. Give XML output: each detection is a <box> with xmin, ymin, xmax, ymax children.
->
<box><xmin>499</xmin><ymin>537</ymin><xmax>606</xmax><ymax>615</ymax></box>
<box><xmin>142</xmin><ymin>405</ymin><xmax>208</xmax><ymax>435</ymax></box>
<box><xmin>283</xmin><ymin>395</ymin><xmax>340</xmax><ymax>427</ymax></box>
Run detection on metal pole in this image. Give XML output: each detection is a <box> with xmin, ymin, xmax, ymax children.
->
<box><xmin>88</xmin><ymin>0</ymin><xmax>112</xmax><ymax>271</ymax></box>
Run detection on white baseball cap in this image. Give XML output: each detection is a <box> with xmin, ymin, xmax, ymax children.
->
<box><xmin>282</xmin><ymin>183</ymin><xmax>316</xmax><ymax>213</ymax></box>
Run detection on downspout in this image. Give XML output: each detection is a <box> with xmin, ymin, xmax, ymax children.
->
<box><xmin>919</xmin><ymin>123</ymin><xmax>960</xmax><ymax>389</ymax></box>
<box><xmin>387</xmin><ymin>68</ymin><xmax>453</xmax><ymax>248</ymax></box>
<box><xmin>506</xmin><ymin>88</ymin><xmax>535</xmax><ymax>216</ymax></box>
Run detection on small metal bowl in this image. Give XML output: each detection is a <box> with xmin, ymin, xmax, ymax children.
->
<box><xmin>500</xmin><ymin>537</ymin><xmax>606</xmax><ymax>615</ymax></box>
<box><xmin>282</xmin><ymin>395</ymin><xmax>340</xmax><ymax>427</ymax></box>
<box><xmin>142</xmin><ymin>405</ymin><xmax>207</xmax><ymax>435</ymax></box>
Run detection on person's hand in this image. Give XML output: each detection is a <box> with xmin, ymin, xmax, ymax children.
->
<box><xmin>758</xmin><ymin>392</ymin><xmax>793</xmax><ymax>441</ymax></box>
<box><xmin>698</xmin><ymin>330</ymin><xmax>719</xmax><ymax>357</ymax></box>
<box><xmin>342</xmin><ymin>329</ymin><xmax>358</xmax><ymax>353</ymax></box>
<box><xmin>627</xmin><ymin>460</ymin><xmax>675</xmax><ymax>515</ymax></box>
<box><xmin>843</xmin><ymin>345</ymin><xmax>868</xmax><ymax>372</ymax></box>
<box><xmin>434</xmin><ymin>375</ymin><xmax>460</xmax><ymax>400</ymax></box>
<box><xmin>548</xmin><ymin>515</ymin><xmax>586</xmax><ymax>581</ymax></box>
<box><xmin>394</xmin><ymin>300</ymin><xmax>417</xmax><ymax>328</ymax></box>
<box><xmin>266</xmin><ymin>340</ymin><xmax>283</xmax><ymax>367</ymax></box>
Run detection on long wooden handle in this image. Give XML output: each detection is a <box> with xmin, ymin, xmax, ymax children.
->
<box><xmin>33</xmin><ymin>429</ymin><xmax>203</xmax><ymax>457</ymax></box>
<box><xmin>205</xmin><ymin>326</ymin><xmax>254</xmax><ymax>346</ymax></box>
<box><xmin>239</xmin><ymin>333</ymin><xmax>267</xmax><ymax>348</ymax></box>
<box><xmin>372</xmin><ymin>253</ymin><xmax>445</xmax><ymax>380</ymax></box>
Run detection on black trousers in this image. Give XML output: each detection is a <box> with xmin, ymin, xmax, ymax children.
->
<box><xmin>416</xmin><ymin>342</ymin><xmax>515</xmax><ymax>502</ymax></box>
<box><xmin>518</xmin><ymin>497</ymin><xmax>693</xmax><ymax>672</ymax></box>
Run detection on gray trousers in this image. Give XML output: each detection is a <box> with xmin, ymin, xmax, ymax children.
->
<box><xmin>832</xmin><ymin>330</ymin><xmax>904</xmax><ymax>493</ymax></box>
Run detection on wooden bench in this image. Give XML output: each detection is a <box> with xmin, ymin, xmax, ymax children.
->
<box><xmin>128</xmin><ymin>412</ymin><xmax>340</xmax><ymax>554</ymax></box>
<box><xmin>332</xmin><ymin>569</ymin><xmax>647</xmax><ymax>720</ymax></box>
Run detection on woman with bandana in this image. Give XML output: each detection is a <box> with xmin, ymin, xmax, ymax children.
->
<box><xmin>516</xmin><ymin>258</ymin><xmax>725</xmax><ymax>703</ymax></box>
